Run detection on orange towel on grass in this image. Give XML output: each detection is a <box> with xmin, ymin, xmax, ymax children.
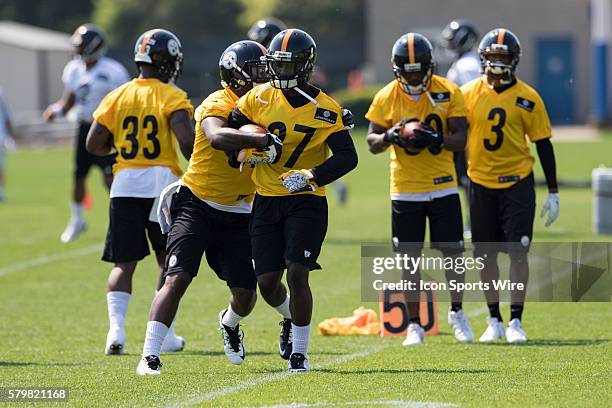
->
<box><xmin>318</xmin><ymin>307</ymin><xmax>380</xmax><ymax>336</ymax></box>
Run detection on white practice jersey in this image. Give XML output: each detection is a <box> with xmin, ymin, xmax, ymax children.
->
<box><xmin>446</xmin><ymin>50</ymin><xmax>481</xmax><ymax>86</ymax></box>
<box><xmin>62</xmin><ymin>57</ymin><xmax>129</xmax><ymax>122</ymax></box>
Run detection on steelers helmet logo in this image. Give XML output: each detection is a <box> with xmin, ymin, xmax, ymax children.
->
<box><xmin>169</xmin><ymin>255</ymin><xmax>178</xmax><ymax>267</ymax></box>
<box><xmin>222</xmin><ymin>51</ymin><xmax>237</xmax><ymax>69</ymax></box>
<box><xmin>167</xmin><ymin>39</ymin><xmax>180</xmax><ymax>56</ymax></box>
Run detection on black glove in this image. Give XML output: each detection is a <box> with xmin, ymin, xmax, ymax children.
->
<box><xmin>342</xmin><ymin>108</ymin><xmax>355</xmax><ymax>129</ymax></box>
<box><xmin>382</xmin><ymin>123</ymin><xmax>406</xmax><ymax>147</ymax></box>
<box><xmin>412</xmin><ymin>123</ymin><xmax>444</xmax><ymax>149</ymax></box>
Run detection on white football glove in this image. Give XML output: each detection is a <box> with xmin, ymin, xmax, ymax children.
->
<box><xmin>540</xmin><ymin>192</ymin><xmax>560</xmax><ymax>227</ymax></box>
<box><xmin>278</xmin><ymin>169</ymin><xmax>316</xmax><ymax>193</ymax></box>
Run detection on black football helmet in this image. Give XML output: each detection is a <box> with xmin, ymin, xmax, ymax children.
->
<box><xmin>134</xmin><ymin>29</ymin><xmax>183</xmax><ymax>83</ymax></box>
<box><xmin>479</xmin><ymin>28</ymin><xmax>521</xmax><ymax>84</ymax></box>
<box><xmin>71</xmin><ymin>24</ymin><xmax>106</xmax><ymax>63</ymax></box>
<box><xmin>219</xmin><ymin>40</ymin><xmax>268</xmax><ymax>94</ymax></box>
<box><xmin>392</xmin><ymin>33</ymin><xmax>434</xmax><ymax>96</ymax></box>
<box><xmin>442</xmin><ymin>19</ymin><xmax>479</xmax><ymax>56</ymax></box>
<box><xmin>266</xmin><ymin>29</ymin><xmax>316</xmax><ymax>89</ymax></box>
<box><xmin>248</xmin><ymin>18</ymin><xmax>287</xmax><ymax>48</ymax></box>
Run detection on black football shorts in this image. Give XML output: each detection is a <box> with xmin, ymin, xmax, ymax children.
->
<box><xmin>164</xmin><ymin>186</ymin><xmax>256</xmax><ymax>290</ymax></box>
<box><xmin>250</xmin><ymin>194</ymin><xmax>328</xmax><ymax>274</ymax></box>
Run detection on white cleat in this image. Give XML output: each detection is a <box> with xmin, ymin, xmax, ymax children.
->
<box><xmin>161</xmin><ymin>333</ymin><xmax>185</xmax><ymax>353</ymax></box>
<box><xmin>105</xmin><ymin>327</ymin><xmax>125</xmax><ymax>355</ymax></box>
<box><xmin>448</xmin><ymin>309</ymin><xmax>474</xmax><ymax>343</ymax></box>
<box><xmin>479</xmin><ymin>317</ymin><xmax>506</xmax><ymax>342</ymax></box>
<box><xmin>402</xmin><ymin>323</ymin><xmax>425</xmax><ymax>346</ymax></box>
<box><xmin>506</xmin><ymin>318</ymin><xmax>528</xmax><ymax>344</ymax></box>
<box><xmin>136</xmin><ymin>355</ymin><xmax>162</xmax><ymax>375</ymax></box>
<box><xmin>60</xmin><ymin>220</ymin><xmax>86</xmax><ymax>243</ymax></box>
<box><xmin>219</xmin><ymin>310</ymin><xmax>245</xmax><ymax>365</ymax></box>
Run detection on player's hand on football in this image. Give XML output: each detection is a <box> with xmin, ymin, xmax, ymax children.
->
<box><xmin>412</xmin><ymin>123</ymin><xmax>443</xmax><ymax>149</ymax></box>
<box><xmin>540</xmin><ymin>192</ymin><xmax>559</xmax><ymax>227</ymax></box>
<box><xmin>342</xmin><ymin>108</ymin><xmax>355</xmax><ymax>130</ymax></box>
<box><xmin>278</xmin><ymin>169</ymin><xmax>316</xmax><ymax>193</ymax></box>
<box><xmin>382</xmin><ymin>123</ymin><xmax>406</xmax><ymax>147</ymax></box>
<box><xmin>240</xmin><ymin>132</ymin><xmax>283</xmax><ymax>165</ymax></box>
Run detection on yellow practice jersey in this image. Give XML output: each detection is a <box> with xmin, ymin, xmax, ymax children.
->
<box><xmin>365</xmin><ymin>75</ymin><xmax>467</xmax><ymax>194</ymax></box>
<box><xmin>93</xmin><ymin>78</ymin><xmax>194</xmax><ymax>176</ymax></box>
<box><xmin>182</xmin><ymin>87</ymin><xmax>256</xmax><ymax>205</ymax></box>
<box><xmin>461</xmin><ymin>77</ymin><xmax>552</xmax><ymax>189</ymax></box>
<box><xmin>236</xmin><ymin>84</ymin><xmax>346</xmax><ymax>197</ymax></box>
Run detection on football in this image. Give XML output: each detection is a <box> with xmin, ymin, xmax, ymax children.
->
<box><xmin>239</xmin><ymin>124</ymin><xmax>267</xmax><ymax>134</ymax></box>
<box><xmin>400</xmin><ymin>120</ymin><xmax>424</xmax><ymax>141</ymax></box>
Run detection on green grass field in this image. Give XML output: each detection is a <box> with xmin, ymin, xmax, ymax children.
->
<box><xmin>1</xmin><ymin>130</ymin><xmax>611</xmax><ymax>407</ymax></box>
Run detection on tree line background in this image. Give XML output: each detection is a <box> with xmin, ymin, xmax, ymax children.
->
<box><xmin>0</xmin><ymin>0</ymin><xmax>365</xmax><ymax>98</ymax></box>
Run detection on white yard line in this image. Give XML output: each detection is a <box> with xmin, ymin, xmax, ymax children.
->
<box><xmin>251</xmin><ymin>400</ymin><xmax>458</xmax><ymax>408</ymax></box>
<box><xmin>174</xmin><ymin>346</ymin><xmax>388</xmax><ymax>407</ymax></box>
<box><xmin>0</xmin><ymin>244</ymin><xmax>101</xmax><ymax>277</ymax></box>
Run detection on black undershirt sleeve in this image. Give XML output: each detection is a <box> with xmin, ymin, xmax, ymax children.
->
<box><xmin>312</xmin><ymin>129</ymin><xmax>358</xmax><ymax>187</ymax></box>
<box><xmin>535</xmin><ymin>138</ymin><xmax>558</xmax><ymax>191</ymax></box>
<box><xmin>228</xmin><ymin>108</ymin><xmax>254</xmax><ymax>129</ymax></box>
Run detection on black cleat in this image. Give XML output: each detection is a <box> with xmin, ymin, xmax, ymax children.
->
<box><xmin>288</xmin><ymin>353</ymin><xmax>310</xmax><ymax>372</ymax></box>
<box><xmin>279</xmin><ymin>318</ymin><xmax>292</xmax><ymax>360</ymax></box>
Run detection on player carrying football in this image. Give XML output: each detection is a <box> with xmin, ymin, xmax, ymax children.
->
<box><xmin>230</xmin><ymin>29</ymin><xmax>358</xmax><ymax>372</ymax></box>
<box><xmin>366</xmin><ymin>33</ymin><xmax>472</xmax><ymax>345</ymax></box>
<box><xmin>462</xmin><ymin>28</ymin><xmax>559</xmax><ymax>343</ymax></box>
<box><xmin>86</xmin><ymin>29</ymin><xmax>194</xmax><ymax>357</ymax></box>
<box><xmin>136</xmin><ymin>40</ymin><xmax>295</xmax><ymax>375</ymax></box>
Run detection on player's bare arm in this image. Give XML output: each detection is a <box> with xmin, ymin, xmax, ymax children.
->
<box><xmin>169</xmin><ymin>109</ymin><xmax>195</xmax><ymax>160</ymax></box>
<box><xmin>366</xmin><ymin>121</ymin><xmax>392</xmax><ymax>154</ymax></box>
<box><xmin>43</xmin><ymin>89</ymin><xmax>76</xmax><ymax>122</ymax></box>
<box><xmin>85</xmin><ymin>121</ymin><xmax>114</xmax><ymax>156</ymax></box>
<box><xmin>443</xmin><ymin>116</ymin><xmax>467</xmax><ymax>151</ymax></box>
<box><xmin>203</xmin><ymin>115</ymin><xmax>268</xmax><ymax>151</ymax></box>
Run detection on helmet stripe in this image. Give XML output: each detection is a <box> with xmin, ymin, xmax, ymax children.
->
<box><xmin>140</xmin><ymin>29</ymin><xmax>160</xmax><ymax>54</ymax></box>
<box><xmin>497</xmin><ymin>29</ymin><xmax>506</xmax><ymax>45</ymax></box>
<box><xmin>408</xmin><ymin>33</ymin><xmax>415</xmax><ymax>64</ymax></box>
<box><xmin>281</xmin><ymin>29</ymin><xmax>294</xmax><ymax>52</ymax></box>
<box><xmin>255</xmin><ymin>41</ymin><xmax>267</xmax><ymax>55</ymax></box>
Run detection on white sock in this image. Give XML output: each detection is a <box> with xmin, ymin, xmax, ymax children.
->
<box><xmin>155</xmin><ymin>291</ymin><xmax>178</xmax><ymax>340</ymax></box>
<box><xmin>71</xmin><ymin>202</ymin><xmax>84</xmax><ymax>223</ymax></box>
<box><xmin>142</xmin><ymin>321</ymin><xmax>169</xmax><ymax>358</ymax></box>
<box><xmin>291</xmin><ymin>323</ymin><xmax>310</xmax><ymax>357</ymax></box>
<box><xmin>107</xmin><ymin>291</ymin><xmax>130</xmax><ymax>330</ymax></box>
<box><xmin>274</xmin><ymin>296</ymin><xmax>292</xmax><ymax>319</ymax></box>
<box><xmin>221</xmin><ymin>306</ymin><xmax>244</xmax><ymax>329</ymax></box>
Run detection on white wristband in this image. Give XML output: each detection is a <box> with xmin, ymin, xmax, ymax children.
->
<box><xmin>51</xmin><ymin>104</ymin><xmax>65</xmax><ymax>118</ymax></box>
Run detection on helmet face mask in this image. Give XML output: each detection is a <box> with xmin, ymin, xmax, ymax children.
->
<box><xmin>391</xmin><ymin>33</ymin><xmax>434</xmax><ymax>96</ymax></box>
<box><xmin>266</xmin><ymin>29</ymin><xmax>317</xmax><ymax>90</ymax></box>
<box><xmin>479</xmin><ymin>28</ymin><xmax>521</xmax><ymax>86</ymax></box>
<box><xmin>71</xmin><ymin>24</ymin><xmax>106</xmax><ymax>63</ymax></box>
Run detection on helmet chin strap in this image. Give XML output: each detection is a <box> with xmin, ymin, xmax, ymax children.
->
<box><xmin>294</xmin><ymin>86</ymin><xmax>319</xmax><ymax>106</ymax></box>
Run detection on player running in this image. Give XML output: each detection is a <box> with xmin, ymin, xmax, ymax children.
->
<box><xmin>230</xmin><ymin>28</ymin><xmax>358</xmax><ymax>372</ymax></box>
<box><xmin>44</xmin><ymin>24</ymin><xmax>129</xmax><ymax>243</ymax></box>
<box><xmin>86</xmin><ymin>29</ymin><xmax>194</xmax><ymax>357</ymax></box>
<box><xmin>462</xmin><ymin>28</ymin><xmax>559</xmax><ymax>343</ymax></box>
<box><xmin>366</xmin><ymin>33</ymin><xmax>472</xmax><ymax>345</ymax></box>
<box><xmin>137</xmin><ymin>40</ymin><xmax>295</xmax><ymax>375</ymax></box>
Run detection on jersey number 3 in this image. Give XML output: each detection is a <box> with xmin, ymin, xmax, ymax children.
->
<box><xmin>485</xmin><ymin>108</ymin><xmax>506</xmax><ymax>151</ymax></box>
<box><xmin>121</xmin><ymin>115</ymin><xmax>161</xmax><ymax>160</ymax></box>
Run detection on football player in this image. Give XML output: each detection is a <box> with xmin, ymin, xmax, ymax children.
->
<box><xmin>461</xmin><ymin>29</ymin><xmax>559</xmax><ymax>343</ymax></box>
<box><xmin>44</xmin><ymin>24</ymin><xmax>129</xmax><ymax>243</ymax></box>
<box><xmin>229</xmin><ymin>29</ymin><xmax>358</xmax><ymax>371</ymax></box>
<box><xmin>137</xmin><ymin>40</ymin><xmax>294</xmax><ymax>375</ymax></box>
<box><xmin>248</xmin><ymin>17</ymin><xmax>354</xmax><ymax>206</ymax></box>
<box><xmin>85</xmin><ymin>29</ymin><xmax>194</xmax><ymax>358</ymax></box>
<box><xmin>442</xmin><ymin>19</ymin><xmax>481</xmax><ymax>239</ymax></box>
<box><xmin>366</xmin><ymin>33</ymin><xmax>472</xmax><ymax>345</ymax></box>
